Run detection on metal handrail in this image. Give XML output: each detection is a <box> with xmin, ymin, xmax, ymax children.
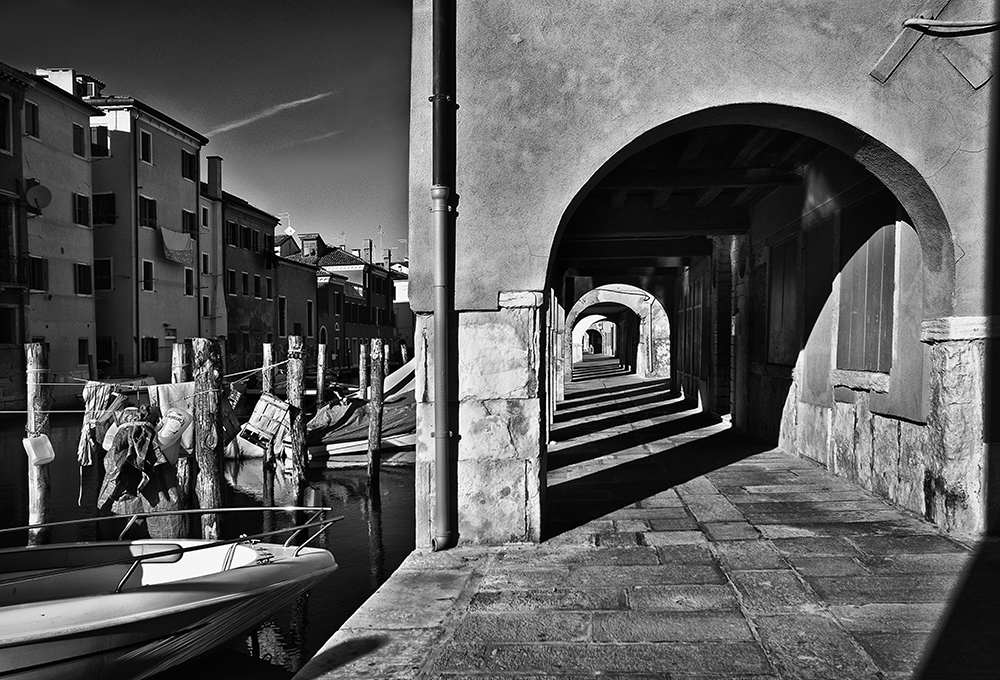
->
<box><xmin>0</xmin><ymin>505</ymin><xmax>333</xmax><ymax>537</ymax></box>
<box><xmin>1</xmin><ymin>514</ymin><xmax>344</xmax><ymax>590</ymax></box>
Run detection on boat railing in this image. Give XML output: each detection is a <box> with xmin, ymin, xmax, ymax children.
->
<box><xmin>0</xmin><ymin>506</ymin><xmax>344</xmax><ymax>591</ymax></box>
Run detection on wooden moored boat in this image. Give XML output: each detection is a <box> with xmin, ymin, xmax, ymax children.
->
<box><xmin>0</xmin><ymin>508</ymin><xmax>339</xmax><ymax>680</ymax></box>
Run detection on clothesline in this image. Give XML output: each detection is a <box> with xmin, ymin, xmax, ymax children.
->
<box><xmin>25</xmin><ymin>360</ymin><xmax>290</xmax><ymax>390</ymax></box>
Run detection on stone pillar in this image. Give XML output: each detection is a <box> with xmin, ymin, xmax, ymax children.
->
<box><xmin>415</xmin><ymin>290</ymin><xmax>545</xmax><ymax>547</ymax></box>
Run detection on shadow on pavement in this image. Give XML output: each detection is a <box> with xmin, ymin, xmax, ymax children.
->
<box><xmin>915</xmin><ymin>539</ymin><xmax>1000</xmax><ymax>678</ymax></box>
<box><xmin>544</xmin><ymin>427</ymin><xmax>769</xmax><ymax>539</ymax></box>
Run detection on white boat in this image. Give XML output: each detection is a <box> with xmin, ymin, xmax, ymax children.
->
<box><xmin>0</xmin><ymin>507</ymin><xmax>339</xmax><ymax>680</ymax></box>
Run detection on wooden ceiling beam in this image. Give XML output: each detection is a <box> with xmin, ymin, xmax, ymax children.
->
<box><xmin>601</xmin><ymin>167</ymin><xmax>802</xmax><ymax>191</ymax></box>
<box><xmin>557</xmin><ymin>236</ymin><xmax>713</xmax><ymax>259</ymax></box>
<box><xmin>569</xmin><ymin>206</ymin><xmax>749</xmax><ymax>235</ymax></box>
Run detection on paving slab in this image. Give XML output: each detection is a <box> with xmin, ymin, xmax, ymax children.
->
<box><xmin>296</xmin><ymin>369</ymin><xmax>982</xmax><ymax>679</ymax></box>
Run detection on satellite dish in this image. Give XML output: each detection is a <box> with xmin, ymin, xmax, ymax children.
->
<box><xmin>25</xmin><ymin>183</ymin><xmax>52</xmax><ymax>211</ymax></box>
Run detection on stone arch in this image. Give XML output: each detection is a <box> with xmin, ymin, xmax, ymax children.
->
<box><xmin>549</xmin><ymin>103</ymin><xmax>954</xmax><ymax>319</ymax></box>
<box><xmin>565</xmin><ymin>284</ymin><xmax>671</xmax><ymax>382</ymax></box>
<box><xmin>585</xmin><ymin>328</ymin><xmax>603</xmax><ymax>354</ymax></box>
<box><xmin>572</xmin><ymin>313</ymin><xmax>610</xmax><ymax>359</ymax></box>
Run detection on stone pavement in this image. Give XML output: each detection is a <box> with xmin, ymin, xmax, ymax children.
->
<box><xmin>295</xmin><ymin>359</ymin><xmax>1000</xmax><ymax>679</ymax></box>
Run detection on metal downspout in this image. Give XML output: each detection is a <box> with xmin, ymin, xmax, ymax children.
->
<box><xmin>133</xmin><ymin>113</ymin><xmax>141</xmax><ymax>376</ymax></box>
<box><xmin>430</xmin><ymin>0</ymin><xmax>455</xmax><ymax>551</ymax></box>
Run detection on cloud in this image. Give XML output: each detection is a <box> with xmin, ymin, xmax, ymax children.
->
<box><xmin>280</xmin><ymin>129</ymin><xmax>345</xmax><ymax>148</ymax></box>
<box><xmin>207</xmin><ymin>91</ymin><xmax>337</xmax><ymax>136</ymax></box>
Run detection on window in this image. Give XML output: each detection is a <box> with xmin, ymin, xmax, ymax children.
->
<box><xmin>74</xmin><ymin>262</ymin><xmax>93</xmax><ymax>295</ymax></box>
<box><xmin>28</xmin><ymin>256</ymin><xmax>48</xmax><ymax>291</ymax></box>
<box><xmin>264</xmin><ymin>233</ymin><xmax>274</xmax><ymax>253</ymax></box>
<box><xmin>78</xmin><ymin>338</ymin><xmax>89</xmax><ymax>366</ymax></box>
<box><xmin>227</xmin><ymin>269</ymin><xmax>236</xmax><ymax>296</ymax></box>
<box><xmin>181</xmin><ymin>150</ymin><xmax>197</xmax><ymax>180</ymax></box>
<box><xmin>182</xmin><ymin>210</ymin><xmax>197</xmax><ymax>235</ymax></box>
<box><xmin>252</xmin><ymin>229</ymin><xmax>259</xmax><ymax>252</ymax></box>
<box><xmin>202</xmin><ymin>294</ymin><xmax>210</xmax><ymax>317</ymax></box>
<box><xmin>293</xmin><ymin>322</ymin><xmax>303</xmax><ymax>337</ymax></box>
<box><xmin>278</xmin><ymin>296</ymin><xmax>287</xmax><ymax>337</ymax></box>
<box><xmin>140</xmin><ymin>336</ymin><xmax>159</xmax><ymax>363</ymax></box>
<box><xmin>265</xmin><ymin>277</ymin><xmax>273</xmax><ymax>300</ymax></box>
<box><xmin>240</xmin><ymin>225</ymin><xmax>251</xmax><ymax>249</ymax></box>
<box><xmin>91</xmin><ymin>126</ymin><xmax>109</xmax><ymax>156</ymax></box>
<box><xmin>0</xmin><ymin>94</ymin><xmax>11</xmax><ymax>153</ymax></box>
<box><xmin>307</xmin><ymin>300</ymin><xmax>314</xmax><ymax>337</ymax></box>
<box><xmin>24</xmin><ymin>101</ymin><xmax>38</xmax><ymax>138</ymax></box>
<box><xmin>141</xmin><ymin>260</ymin><xmax>154</xmax><ymax>291</ymax></box>
<box><xmin>184</xmin><ymin>267</ymin><xmax>194</xmax><ymax>296</ymax></box>
<box><xmin>241</xmin><ymin>271</ymin><xmax>249</xmax><ymax>296</ymax></box>
<box><xmin>93</xmin><ymin>193</ymin><xmax>116</xmax><ymax>224</ymax></box>
<box><xmin>139</xmin><ymin>196</ymin><xmax>157</xmax><ymax>228</ymax></box>
<box><xmin>72</xmin><ymin>123</ymin><xmax>86</xmax><ymax>157</ymax></box>
<box><xmin>254</xmin><ymin>274</ymin><xmax>261</xmax><ymax>298</ymax></box>
<box><xmin>837</xmin><ymin>192</ymin><xmax>898</xmax><ymax>373</ymax></box>
<box><xmin>334</xmin><ymin>291</ymin><xmax>342</xmax><ymax>316</ymax></box>
<box><xmin>139</xmin><ymin>129</ymin><xmax>152</xmax><ymax>163</ymax></box>
<box><xmin>164</xmin><ymin>326</ymin><xmax>177</xmax><ymax>342</ymax></box>
<box><xmin>242</xmin><ymin>332</ymin><xmax>251</xmax><ymax>354</ymax></box>
<box><xmin>201</xmin><ymin>206</ymin><xmax>209</xmax><ymax>227</ymax></box>
<box><xmin>201</xmin><ymin>252</ymin><xmax>209</xmax><ymax>274</ymax></box>
<box><xmin>226</xmin><ymin>221</ymin><xmax>239</xmax><ymax>246</ymax></box>
<box><xmin>94</xmin><ymin>258</ymin><xmax>112</xmax><ymax>290</ymax></box>
<box><xmin>73</xmin><ymin>193</ymin><xmax>90</xmax><ymax>226</ymax></box>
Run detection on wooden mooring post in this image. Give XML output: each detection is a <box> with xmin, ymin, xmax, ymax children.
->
<box><xmin>358</xmin><ymin>341</ymin><xmax>369</xmax><ymax>399</ymax></box>
<box><xmin>401</xmin><ymin>341</ymin><xmax>409</xmax><ymax>364</ymax></box>
<box><xmin>192</xmin><ymin>337</ymin><xmax>224</xmax><ymax>540</ymax></box>
<box><xmin>25</xmin><ymin>343</ymin><xmax>52</xmax><ymax>546</ymax></box>
<box><xmin>316</xmin><ymin>342</ymin><xmax>327</xmax><ymax>407</ymax></box>
<box><xmin>261</xmin><ymin>343</ymin><xmax>276</xmax><ymax>531</ymax></box>
<box><xmin>367</xmin><ymin>339</ymin><xmax>385</xmax><ymax>487</ymax></box>
<box><xmin>287</xmin><ymin>336</ymin><xmax>307</xmax><ymax>492</ymax></box>
<box><xmin>171</xmin><ymin>342</ymin><xmax>193</xmax><ymax>533</ymax></box>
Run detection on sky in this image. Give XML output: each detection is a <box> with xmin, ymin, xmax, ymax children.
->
<box><xmin>3</xmin><ymin>0</ymin><xmax>413</xmax><ymax>260</ymax></box>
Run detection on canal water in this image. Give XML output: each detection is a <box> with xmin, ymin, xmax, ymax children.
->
<box><xmin>0</xmin><ymin>414</ymin><xmax>415</xmax><ymax>678</ymax></box>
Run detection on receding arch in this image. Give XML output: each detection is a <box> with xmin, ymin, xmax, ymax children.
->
<box><xmin>565</xmin><ymin>284</ymin><xmax>671</xmax><ymax>383</ymax></box>
<box><xmin>548</xmin><ymin>103</ymin><xmax>954</xmax><ymax>319</ymax></box>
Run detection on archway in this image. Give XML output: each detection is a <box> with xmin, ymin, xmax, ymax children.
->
<box><xmin>564</xmin><ymin>284</ymin><xmax>671</xmax><ymax>384</ymax></box>
<box><xmin>546</xmin><ymin>107</ymin><xmax>966</xmax><ymax>534</ymax></box>
<box><xmin>584</xmin><ymin>328</ymin><xmax>602</xmax><ymax>354</ymax></box>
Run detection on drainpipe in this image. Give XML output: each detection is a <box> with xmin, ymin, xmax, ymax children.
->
<box><xmin>430</xmin><ymin>0</ymin><xmax>455</xmax><ymax>551</ymax></box>
<box><xmin>132</xmin><ymin>112</ymin><xmax>141</xmax><ymax>376</ymax></box>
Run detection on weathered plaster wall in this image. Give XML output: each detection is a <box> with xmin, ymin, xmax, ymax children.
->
<box><xmin>409</xmin><ymin>0</ymin><xmax>988</xmax><ymax>317</ymax></box>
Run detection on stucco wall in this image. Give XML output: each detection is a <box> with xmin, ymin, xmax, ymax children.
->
<box><xmin>409</xmin><ymin>0</ymin><xmax>992</xmax><ymax>317</ymax></box>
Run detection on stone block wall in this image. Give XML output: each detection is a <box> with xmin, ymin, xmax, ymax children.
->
<box><xmin>414</xmin><ymin>291</ymin><xmax>546</xmax><ymax>548</ymax></box>
<box><xmin>783</xmin><ymin>335</ymin><xmax>987</xmax><ymax>539</ymax></box>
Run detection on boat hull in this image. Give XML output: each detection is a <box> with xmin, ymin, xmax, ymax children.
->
<box><xmin>0</xmin><ymin>542</ymin><xmax>336</xmax><ymax>680</ymax></box>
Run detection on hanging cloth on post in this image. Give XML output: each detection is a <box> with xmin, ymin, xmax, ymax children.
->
<box><xmin>160</xmin><ymin>226</ymin><xmax>195</xmax><ymax>265</ymax></box>
<box><xmin>77</xmin><ymin>381</ymin><xmax>116</xmax><ymax>467</ymax></box>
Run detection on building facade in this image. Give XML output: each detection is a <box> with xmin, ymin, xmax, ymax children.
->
<box><xmin>408</xmin><ymin>2</ymin><xmax>998</xmax><ymax>546</ymax></box>
<box><xmin>292</xmin><ymin>233</ymin><xmax>395</xmax><ymax>378</ymax></box>
<box><xmin>0</xmin><ymin>64</ymin><xmax>29</xmax><ymax>408</ymax></box>
<box><xmin>39</xmin><ymin>69</ymin><xmax>209</xmax><ymax>382</ymax></box>
<box><xmin>21</xmin><ymin>72</ymin><xmax>102</xmax><ymax>404</ymax></box>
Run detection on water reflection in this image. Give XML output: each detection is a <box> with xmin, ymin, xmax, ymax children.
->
<box><xmin>0</xmin><ymin>417</ymin><xmax>415</xmax><ymax>678</ymax></box>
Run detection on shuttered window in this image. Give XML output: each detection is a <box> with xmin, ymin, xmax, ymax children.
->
<box><xmin>837</xmin><ymin>191</ymin><xmax>898</xmax><ymax>373</ymax></box>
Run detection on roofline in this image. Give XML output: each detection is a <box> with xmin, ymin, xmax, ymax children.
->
<box><xmin>221</xmin><ymin>189</ymin><xmax>279</xmax><ymax>224</ymax></box>
<box><xmin>25</xmin><ymin>72</ymin><xmax>103</xmax><ymax>115</ymax></box>
<box><xmin>87</xmin><ymin>96</ymin><xmax>209</xmax><ymax>145</ymax></box>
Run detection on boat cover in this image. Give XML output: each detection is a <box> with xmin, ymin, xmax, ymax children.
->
<box><xmin>306</xmin><ymin>391</ymin><xmax>416</xmax><ymax>446</ymax></box>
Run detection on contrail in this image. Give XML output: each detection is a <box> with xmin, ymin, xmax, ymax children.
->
<box><xmin>281</xmin><ymin>129</ymin><xmax>344</xmax><ymax>148</ymax></box>
<box><xmin>207</xmin><ymin>91</ymin><xmax>336</xmax><ymax>136</ymax></box>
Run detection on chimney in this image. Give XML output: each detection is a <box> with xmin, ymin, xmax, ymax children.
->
<box><xmin>363</xmin><ymin>239</ymin><xmax>373</xmax><ymax>263</ymax></box>
<box><xmin>206</xmin><ymin>156</ymin><xmax>223</xmax><ymax>200</ymax></box>
<box><xmin>384</xmin><ymin>248</ymin><xmax>392</xmax><ymax>268</ymax></box>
